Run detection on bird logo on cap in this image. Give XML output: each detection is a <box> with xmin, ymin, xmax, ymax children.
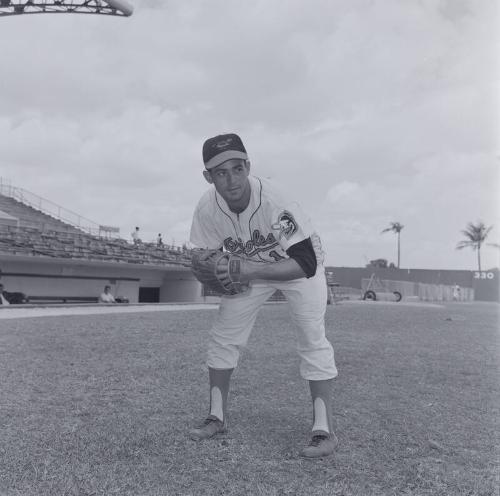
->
<box><xmin>214</xmin><ymin>138</ymin><xmax>233</xmax><ymax>149</ymax></box>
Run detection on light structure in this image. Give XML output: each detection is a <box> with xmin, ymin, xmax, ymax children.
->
<box><xmin>0</xmin><ymin>0</ymin><xmax>133</xmax><ymax>17</ymax></box>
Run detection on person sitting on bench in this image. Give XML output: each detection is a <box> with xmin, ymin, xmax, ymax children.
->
<box><xmin>99</xmin><ymin>285</ymin><xmax>116</xmax><ymax>304</ymax></box>
<box><xmin>0</xmin><ymin>283</ymin><xmax>11</xmax><ymax>306</ymax></box>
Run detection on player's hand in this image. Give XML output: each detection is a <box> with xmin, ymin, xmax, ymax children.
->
<box><xmin>191</xmin><ymin>250</ymin><xmax>251</xmax><ymax>295</ymax></box>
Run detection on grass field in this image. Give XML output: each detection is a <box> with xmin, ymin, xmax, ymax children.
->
<box><xmin>0</xmin><ymin>301</ymin><xmax>498</xmax><ymax>496</ymax></box>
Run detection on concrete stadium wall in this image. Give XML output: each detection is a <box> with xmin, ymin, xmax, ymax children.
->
<box><xmin>160</xmin><ymin>271</ymin><xmax>203</xmax><ymax>302</ymax></box>
<box><xmin>4</xmin><ymin>273</ymin><xmax>139</xmax><ymax>303</ymax></box>
<box><xmin>0</xmin><ymin>255</ymin><xmax>202</xmax><ymax>304</ymax></box>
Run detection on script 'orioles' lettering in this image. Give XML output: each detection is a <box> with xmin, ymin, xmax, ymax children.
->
<box><xmin>223</xmin><ymin>230</ymin><xmax>278</xmax><ymax>256</ymax></box>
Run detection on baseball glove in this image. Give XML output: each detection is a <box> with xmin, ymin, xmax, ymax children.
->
<box><xmin>191</xmin><ymin>249</ymin><xmax>249</xmax><ymax>296</ymax></box>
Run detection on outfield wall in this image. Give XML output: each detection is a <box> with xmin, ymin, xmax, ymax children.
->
<box><xmin>327</xmin><ymin>267</ymin><xmax>499</xmax><ymax>302</ymax></box>
<box><xmin>327</xmin><ymin>267</ymin><xmax>474</xmax><ymax>287</ymax></box>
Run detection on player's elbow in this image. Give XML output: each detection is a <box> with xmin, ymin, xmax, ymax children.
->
<box><xmin>286</xmin><ymin>238</ymin><xmax>318</xmax><ymax>278</ymax></box>
<box><xmin>297</xmin><ymin>256</ymin><xmax>317</xmax><ymax>278</ymax></box>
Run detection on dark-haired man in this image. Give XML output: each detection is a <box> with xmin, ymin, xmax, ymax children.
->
<box><xmin>189</xmin><ymin>133</ymin><xmax>338</xmax><ymax>458</ymax></box>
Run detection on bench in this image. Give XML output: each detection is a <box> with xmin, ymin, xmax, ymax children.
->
<box><xmin>2</xmin><ymin>291</ymin><xmax>29</xmax><ymax>304</ymax></box>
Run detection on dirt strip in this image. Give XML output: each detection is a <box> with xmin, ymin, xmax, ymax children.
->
<box><xmin>0</xmin><ymin>303</ymin><xmax>219</xmax><ymax>320</ymax></box>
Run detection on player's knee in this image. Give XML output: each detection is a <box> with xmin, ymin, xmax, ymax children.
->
<box><xmin>207</xmin><ymin>341</ymin><xmax>239</xmax><ymax>369</ymax></box>
<box><xmin>299</xmin><ymin>354</ymin><xmax>338</xmax><ymax>381</ymax></box>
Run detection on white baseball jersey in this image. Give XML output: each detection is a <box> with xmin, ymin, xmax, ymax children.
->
<box><xmin>190</xmin><ymin>174</ymin><xmax>336</xmax><ymax>381</ymax></box>
<box><xmin>190</xmin><ymin>175</ymin><xmax>323</xmax><ymax>264</ymax></box>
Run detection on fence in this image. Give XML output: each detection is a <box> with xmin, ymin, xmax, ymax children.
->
<box><xmin>361</xmin><ymin>277</ymin><xmax>474</xmax><ymax>302</ymax></box>
<box><xmin>417</xmin><ymin>283</ymin><xmax>474</xmax><ymax>302</ymax></box>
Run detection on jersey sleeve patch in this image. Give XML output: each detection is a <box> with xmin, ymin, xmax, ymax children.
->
<box><xmin>272</xmin><ymin>210</ymin><xmax>298</xmax><ymax>240</ymax></box>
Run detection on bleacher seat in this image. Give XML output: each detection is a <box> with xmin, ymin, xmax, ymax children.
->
<box><xmin>0</xmin><ymin>223</ymin><xmax>194</xmax><ymax>267</ymax></box>
<box><xmin>0</xmin><ymin>192</ymin><xmax>195</xmax><ymax>267</ymax></box>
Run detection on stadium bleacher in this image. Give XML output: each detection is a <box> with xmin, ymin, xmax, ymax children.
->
<box><xmin>0</xmin><ymin>223</ymin><xmax>192</xmax><ymax>266</ymax></box>
<box><xmin>0</xmin><ymin>192</ymin><xmax>192</xmax><ymax>267</ymax></box>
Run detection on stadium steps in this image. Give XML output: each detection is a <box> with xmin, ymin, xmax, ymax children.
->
<box><xmin>0</xmin><ymin>194</ymin><xmax>82</xmax><ymax>234</ymax></box>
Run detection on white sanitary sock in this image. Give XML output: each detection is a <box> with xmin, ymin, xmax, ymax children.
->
<box><xmin>311</xmin><ymin>397</ymin><xmax>329</xmax><ymax>434</ymax></box>
<box><xmin>209</xmin><ymin>386</ymin><xmax>223</xmax><ymax>422</ymax></box>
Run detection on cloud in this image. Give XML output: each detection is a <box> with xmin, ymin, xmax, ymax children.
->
<box><xmin>0</xmin><ymin>0</ymin><xmax>497</xmax><ymax>268</ymax></box>
<box><xmin>319</xmin><ymin>150</ymin><xmax>499</xmax><ymax>268</ymax></box>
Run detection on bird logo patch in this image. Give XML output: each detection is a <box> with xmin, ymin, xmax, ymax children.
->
<box><xmin>214</xmin><ymin>137</ymin><xmax>233</xmax><ymax>149</ymax></box>
<box><xmin>272</xmin><ymin>210</ymin><xmax>298</xmax><ymax>240</ymax></box>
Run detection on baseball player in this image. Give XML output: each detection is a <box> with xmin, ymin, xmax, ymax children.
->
<box><xmin>189</xmin><ymin>133</ymin><xmax>338</xmax><ymax>458</ymax></box>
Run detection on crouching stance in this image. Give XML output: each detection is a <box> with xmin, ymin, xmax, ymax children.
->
<box><xmin>188</xmin><ymin>133</ymin><xmax>338</xmax><ymax>458</ymax></box>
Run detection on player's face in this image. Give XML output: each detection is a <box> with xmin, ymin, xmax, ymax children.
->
<box><xmin>204</xmin><ymin>159</ymin><xmax>251</xmax><ymax>211</ymax></box>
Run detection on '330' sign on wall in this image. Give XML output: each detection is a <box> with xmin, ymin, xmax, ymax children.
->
<box><xmin>474</xmin><ymin>272</ymin><xmax>495</xmax><ymax>280</ymax></box>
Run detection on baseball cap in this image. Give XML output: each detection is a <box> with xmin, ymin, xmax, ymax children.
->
<box><xmin>202</xmin><ymin>133</ymin><xmax>248</xmax><ymax>170</ymax></box>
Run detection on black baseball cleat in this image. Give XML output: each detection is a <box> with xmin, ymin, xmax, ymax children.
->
<box><xmin>189</xmin><ymin>417</ymin><xmax>227</xmax><ymax>441</ymax></box>
<box><xmin>300</xmin><ymin>433</ymin><xmax>338</xmax><ymax>458</ymax></box>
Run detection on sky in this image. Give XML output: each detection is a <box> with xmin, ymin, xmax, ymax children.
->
<box><xmin>0</xmin><ymin>0</ymin><xmax>498</xmax><ymax>270</ymax></box>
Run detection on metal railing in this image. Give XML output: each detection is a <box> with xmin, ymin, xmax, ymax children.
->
<box><xmin>0</xmin><ymin>180</ymin><xmax>115</xmax><ymax>236</ymax></box>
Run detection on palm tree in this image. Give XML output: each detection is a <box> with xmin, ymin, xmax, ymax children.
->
<box><xmin>456</xmin><ymin>221</ymin><xmax>493</xmax><ymax>271</ymax></box>
<box><xmin>381</xmin><ymin>222</ymin><xmax>404</xmax><ymax>268</ymax></box>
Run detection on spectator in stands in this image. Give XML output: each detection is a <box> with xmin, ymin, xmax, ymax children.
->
<box><xmin>99</xmin><ymin>285</ymin><xmax>116</xmax><ymax>303</ymax></box>
<box><xmin>157</xmin><ymin>233</ymin><xmax>163</xmax><ymax>246</ymax></box>
<box><xmin>0</xmin><ymin>283</ymin><xmax>11</xmax><ymax>306</ymax></box>
<box><xmin>131</xmin><ymin>227</ymin><xmax>141</xmax><ymax>245</ymax></box>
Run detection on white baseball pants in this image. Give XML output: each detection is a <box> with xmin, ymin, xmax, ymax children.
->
<box><xmin>207</xmin><ymin>268</ymin><xmax>338</xmax><ymax>381</ymax></box>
